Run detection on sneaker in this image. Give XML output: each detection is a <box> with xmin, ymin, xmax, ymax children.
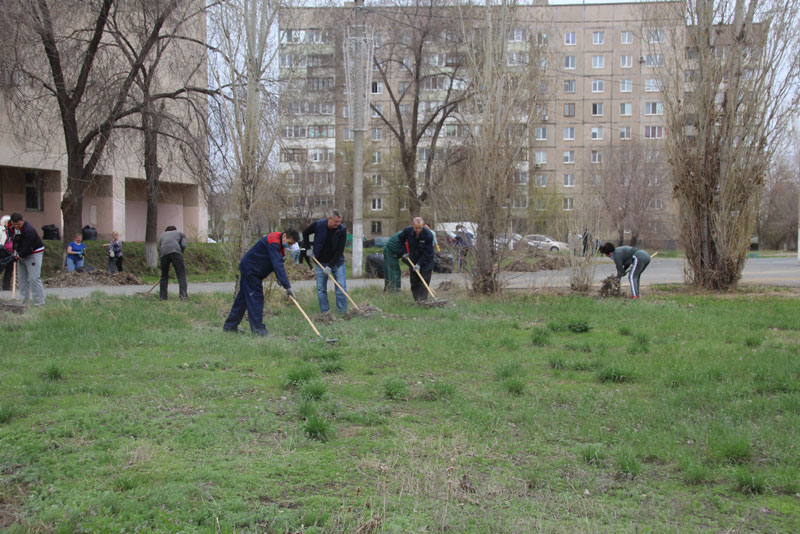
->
<box><xmin>253</xmin><ymin>329</ymin><xmax>270</xmax><ymax>337</ymax></box>
<box><xmin>631</xmin><ymin>295</ymin><xmax>639</xmax><ymax>299</ymax></box>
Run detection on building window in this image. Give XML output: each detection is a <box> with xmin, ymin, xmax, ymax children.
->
<box><xmin>646</xmin><ymin>78</ymin><xmax>663</xmax><ymax>92</ymax></box>
<box><xmin>591</xmin><ymin>173</ymin><xmax>602</xmax><ymax>186</ymax></box>
<box><xmin>371</xmin><ymin>104</ymin><xmax>382</xmax><ymax>118</ymax></box>
<box><xmin>620</xmin><ymin>79</ymin><xmax>633</xmax><ymax>92</ymax></box>
<box><xmin>370</xmin><ymin>127</ymin><xmax>382</xmax><ymax>140</ymax></box>
<box><xmin>647</xmin><ymin>29</ymin><xmax>666</xmax><ymax>44</ymax></box>
<box><xmin>508</xmin><ymin>28</ymin><xmax>526</xmax><ymax>42</ymax></box>
<box><xmin>513</xmin><ymin>171</ymin><xmax>529</xmax><ymax>184</ymax></box>
<box><xmin>620</xmin><ymin>55</ymin><xmax>632</xmax><ymax>68</ymax></box>
<box><xmin>280</xmin><ymin>149</ymin><xmax>305</xmax><ymax>162</ymax></box>
<box><xmin>563</xmin><ymin>197</ymin><xmax>574</xmax><ymax>211</ymax></box>
<box><xmin>535</xmin><ymin>151</ymin><xmax>547</xmax><ymax>165</ymax></box>
<box><xmin>537</xmin><ymin>32</ymin><xmax>548</xmax><ymax>45</ymax></box>
<box><xmin>619</xmin><ymin>126</ymin><xmax>632</xmax><ymax>139</ymax></box>
<box><xmin>563</xmin><ymin>173</ymin><xmax>575</xmax><ymax>187</ymax></box>
<box><xmin>564</xmin><ymin>79</ymin><xmax>576</xmax><ymax>93</ymax></box>
<box><xmin>591</xmin><ymin>150</ymin><xmax>603</xmax><ymax>163</ymax></box>
<box><xmin>592</xmin><ymin>55</ymin><xmax>605</xmax><ymax>69</ymax></box>
<box><xmin>620</xmin><ymin>102</ymin><xmax>632</xmax><ymax>116</ymax></box>
<box><xmin>25</xmin><ymin>172</ymin><xmax>43</xmax><ymax>211</ymax></box>
<box><xmin>507</xmin><ymin>52</ymin><xmax>528</xmax><ymax>66</ymax></box>
<box><xmin>591</xmin><ymin>79</ymin><xmax>604</xmax><ymax>93</ymax></box>
<box><xmin>592</xmin><ymin>102</ymin><xmax>604</xmax><ymax>116</ymax></box>
<box><xmin>370</xmin><ymin>174</ymin><xmax>383</xmax><ymax>186</ymax></box>
<box><xmin>593</xmin><ymin>31</ymin><xmax>605</xmax><ymax>45</ymax></box>
<box><xmin>564</xmin><ymin>103</ymin><xmax>575</xmax><ymax>117</ymax></box>
<box><xmin>511</xmin><ymin>194</ymin><xmax>528</xmax><ymax>209</ymax></box>
<box><xmin>591</xmin><ymin>126</ymin><xmax>603</xmax><ymax>140</ymax></box>
<box><xmin>535</xmin><ymin>127</ymin><xmax>547</xmax><ymax>141</ymax></box>
<box><xmin>371</xmin><ymin>81</ymin><xmax>383</xmax><ymax>94</ymax></box>
<box><xmin>648</xmin><ymin>198</ymin><xmax>664</xmax><ymax>210</ymax></box>
<box><xmin>373</xmin><ymin>151</ymin><xmax>383</xmax><ymax>164</ymax></box>
<box><xmin>418</xmin><ymin>148</ymin><xmax>430</xmax><ymax>161</ymax></box>
<box><xmin>621</xmin><ymin>31</ymin><xmax>633</xmax><ymax>44</ymax></box>
<box><xmin>563</xmin><ymin>127</ymin><xmax>575</xmax><ymax>140</ymax></box>
<box><xmin>645</xmin><ymin>126</ymin><xmax>664</xmax><ymax>139</ymax></box>
<box><xmin>645</xmin><ymin>54</ymin><xmax>664</xmax><ymax>67</ymax></box>
<box><xmin>564</xmin><ymin>32</ymin><xmax>576</xmax><ymax>45</ymax></box>
<box><xmin>371</xmin><ymin>220</ymin><xmax>383</xmax><ymax>234</ymax></box>
<box><xmin>564</xmin><ymin>55</ymin><xmax>576</xmax><ymax>69</ymax></box>
<box><xmin>645</xmin><ymin>102</ymin><xmax>664</xmax><ymax>115</ymax></box>
<box><xmin>563</xmin><ymin>150</ymin><xmax>575</xmax><ymax>164</ymax></box>
<box><xmin>535</xmin><ymin>174</ymin><xmax>548</xmax><ymax>187</ymax></box>
<box><xmin>370</xmin><ymin>198</ymin><xmax>383</xmax><ymax>211</ymax></box>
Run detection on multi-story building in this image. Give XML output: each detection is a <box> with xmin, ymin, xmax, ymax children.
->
<box><xmin>0</xmin><ymin>3</ymin><xmax>208</xmax><ymax>242</ymax></box>
<box><xmin>279</xmin><ymin>2</ymin><xmax>678</xmax><ymax>248</ymax></box>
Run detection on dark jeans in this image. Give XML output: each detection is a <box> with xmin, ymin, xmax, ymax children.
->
<box><xmin>160</xmin><ymin>252</ymin><xmax>187</xmax><ymax>300</ymax></box>
<box><xmin>107</xmin><ymin>257</ymin><xmax>123</xmax><ymax>273</ymax></box>
<box><xmin>0</xmin><ymin>249</ymin><xmax>13</xmax><ymax>290</ymax></box>
<box><xmin>409</xmin><ymin>268</ymin><xmax>432</xmax><ymax>302</ymax></box>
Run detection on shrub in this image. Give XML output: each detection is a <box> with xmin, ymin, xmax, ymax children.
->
<box><xmin>284</xmin><ymin>364</ymin><xmax>318</xmax><ymax>389</ymax></box>
<box><xmin>495</xmin><ymin>362</ymin><xmax>523</xmax><ymax>380</ymax></box>
<box><xmin>618</xmin><ymin>327</ymin><xmax>633</xmax><ymax>336</ymax></box>
<box><xmin>43</xmin><ymin>363</ymin><xmax>64</xmax><ymax>381</ymax></box>
<box><xmin>502</xmin><ymin>377</ymin><xmax>526</xmax><ymax>396</ymax></box>
<box><xmin>383</xmin><ymin>378</ymin><xmax>408</xmax><ymax>401</ymax></box>
<box><xmin>743</xmin><ymin>335</ymin><xmax>763</xmax><ymax>348</ymax></box>
<box><xmin>735</xmin><ymin>467</ymin><xmax>766</xmax><ymax>494</ymax></box>
<box><xmin>566</xmin><ymin>320</ymin><xmax>591</xmax><ymax>333</ymax></box>
<box><xmin>303</xmin><ymin>413</ymin><xmax>333</xmax><ymax>442</ymax></box>
<box><xmin>300</xmin><ymin>379</ymin><xmax>329</xmax><ymax>401</ymax></box>
<box><xmin>530</xmin><ymin>327</ymin><xmax>551</xmax><ymax>347</ymax></box>
<box><xmin>422</xmin><ymin>381</ymin><xmax>456</xmax><ymax>401</ymax></box>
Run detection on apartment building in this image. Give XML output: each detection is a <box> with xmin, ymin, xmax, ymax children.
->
<box><xmin>0</xmin><ymin>3</ymin><xmax>208</xmax><ymax>243</ymax></box>
<box><xmin>278</xmin><ymin>2</ymin><xmax>678</xmax><ymax>248</ymax></box>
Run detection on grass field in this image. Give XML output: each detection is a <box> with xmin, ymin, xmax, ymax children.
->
<box><xmin>1</xmin><ymin>288</ymin><xmax>799</xmax><ymax>533</ymax></box>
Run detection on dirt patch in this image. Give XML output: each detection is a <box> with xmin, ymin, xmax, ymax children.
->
<box><xmin>312</xmin><ymin>311</ymin><xmax>336</xmax><ymax>325</ymax></box>
<box><xmin>505</xmin><ymin>255</ymin><xmax>569</xmax><ymax>272</ymax></box>
<box><xmin>284</xmin><ymin>261</ymin><xmax>316</xmax><ymax>281</ymax></box>
<box><xmin>1</xmin><ymin>301</ymin><xmax>26</xmax><ymax>314</ymax></box>
<box><xmin>44</xmin><ymin>270</ymin><xmax>142</xmax><ymax>288</ymax></box>
<box><xmin>599</xmin><ymin>275</ymin><xmax>622</xmax><ymax>297</ymax></box>
<box><xmin>343</xmin><ymin>303</ymin><xmax>382</xmax><ymax>319</ymax></box>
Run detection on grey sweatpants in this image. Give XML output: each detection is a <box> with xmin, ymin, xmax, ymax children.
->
<box><xmin>18</xmin><ymin>251</ymin><xmax>45</xmax><ymax>306</ymax></box>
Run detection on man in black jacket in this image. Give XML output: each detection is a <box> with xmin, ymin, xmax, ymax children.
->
<box><xmin>299</xmin><ymin>209</ymin><xmax>348</xmax><ymax>313</ymax></box>
<box><xmin>398</xmin><ymin>217</ymin><xmax>435</xmax><ymax>302</ymax></box>
<box><xmin>9</xmin><ymin>213</ymin><xmax>45</xmax><ymax>306</ymax></box>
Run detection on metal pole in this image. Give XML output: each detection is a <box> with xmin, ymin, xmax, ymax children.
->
<box><xmin>351</xmin><ymin>0</ymin><xmax>365</xmax><ymax>278</ymax></box>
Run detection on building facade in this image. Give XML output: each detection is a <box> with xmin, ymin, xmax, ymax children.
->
<box><xmin>278</xmin><ymin>1</ymin><xmax>679</xmax><ymax>248</ymax></box>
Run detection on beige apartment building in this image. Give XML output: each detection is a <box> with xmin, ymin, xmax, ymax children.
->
<box><xmin>279</xmin><ymin>1</ymin><xmax>679</xmax><ymax>248</ymax></box>
<box><xmin>0</xmin><ymin>5</ymin><xmax>208</xmax><ymax>243</ymax></box>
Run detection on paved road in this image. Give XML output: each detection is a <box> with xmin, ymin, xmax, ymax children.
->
<box><xmin>1</xmin><ymin>256</ymin><xmax>797</xmax><ymax>301</ymax></box>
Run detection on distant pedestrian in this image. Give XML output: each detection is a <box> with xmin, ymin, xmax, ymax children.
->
<box><xmin>66</xmin><ymin>233</ymin><xmax>86</xmax><ymax>272</ymax></box>
<box><xmin>0</xmin><ymin>215</ymin><xmax>14</xmax><ymax>290</ymax></box>
<box><xmin>158</xmin><ymin>225</ymin><xmax>188</xmax><ymax>300</ymax></box>
<box><xmin>103</xmin><ymin>231</ymin><xmax>123</xmax><ymax>273</ymax></box>
<box><xmin>455</xmin><ymin>225</ymin><xmax>473</xmax><ymax>271</ymax></box>
<box><xmin>223</xmin><ymin>230</ymin><xmax>299</xmax><ymax>337</ymax></box>
<box><xmin>399</xmin><ymin>217</ymin><xmax>435</xmax><ymax>303</ymax></box>
<box><xmin>299</xmin><ymin>209</ymin><xmax>348</xmax><ymax>314</ymax></box>
<box><xmin>598</xmin><ymin>242</ymin><xmax>651</xmax><ymax>299</ymax></box>
<box><xmin>9</xmin><ymin>213</ymin><xmax>45</xmax><ymax>306</ymax></box>
<box><xmin>382</xmin><ymin>230</ymin><xmax>404</xmax><ymax>292</ymax></box>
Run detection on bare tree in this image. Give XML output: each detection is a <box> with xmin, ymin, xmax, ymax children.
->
<box><xmin>451</xmin><ymin>0</ymin><xmax>547</xmax><ymax>294</ymax></box>
<box><xmin>759</xmin><ymin>154</ymin><xmax>799</xmax><ymax>250</ymax></box>
<box><xmin>367</xmin><ymin>0</ymin><xmax>471</xmax><ymax>219</ymax></box>
<box><xmin>5</xmin><ymin>0</ymin><xmax>199</xmax><ymax>249</ymax></box>
<box><xmin>594</xmin><ymin>138</ymin><xmax>667</xmax><ymax>247</ymax></box>
<box><xmin>207</xmin><ymin>0</ymin><xmax>282</xmax><ymax>259</ymax></box>
<box><xmin>650</xmin><ymin>0</ymin><xmax>800</xmax><ymax>289</ymax></box>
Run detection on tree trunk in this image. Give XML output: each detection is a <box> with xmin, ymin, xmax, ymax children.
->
<box><xmin>143</xmin><ymin>103</ymin><xmax>163</xmax><ymax>268</ymax></box>
<box><xmin>61</xmin><ymin>156</ymin><xmax>87</xmax><ymax>261</ymax></box>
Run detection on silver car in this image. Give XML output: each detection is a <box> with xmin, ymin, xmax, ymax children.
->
<box><xmin>523</xmin><ymin>234</ymin><xmax>570</xmax><ymax>252</ymax></box>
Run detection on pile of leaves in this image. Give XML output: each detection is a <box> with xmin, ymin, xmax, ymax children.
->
<box><xmin>599</xmin><ymin>275</ymin><xmax>621</xmax><ymax>297</ymax></box>
<box><xmin>504</xmin><ymin>255</ymin><xmax>570</xmax><ymax>272</ymax></box>
<box><xmin>284</xmin><ymin>260</ymin><xmax>317</xmax><ymax>281</ymax></box>
<box><xmin>44</xmin><ymin>270</ymin><xmax>142</xmax><ymax>288</ymax></box>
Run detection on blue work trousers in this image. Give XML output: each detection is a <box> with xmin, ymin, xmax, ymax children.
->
<box><xmin>315</xmin><ymin>261</ymin><xmax>347</xmax><ymax>313</ymax></box>
<box><xmin>223</xmin><ymin>273</ymin><xmax>268</xmax><ymax>334</ymax></box>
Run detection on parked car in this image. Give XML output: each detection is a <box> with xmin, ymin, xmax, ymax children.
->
<box><xmin>494</xmin><ymin>233</ymin><xmax>524</xmax><ymax>250</ymax></box>
<box><xmin>523</xmin><ymin>234</ymin><xmax>570</xmax><ymax>252</ymax></box>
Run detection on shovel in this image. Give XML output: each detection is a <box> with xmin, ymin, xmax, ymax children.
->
<box><xmin>405</xmin><ymin>257</ymin><xmax>447</xmax><ymax>307</ymax></box>
<box><xmin>310</xmin><ymin>256</ymin><xmax>360</xmax><ymax>312</ymax></box>
<box><xmin>289</xmin><ymin>295</ymin><xmax>337</xmax><ymax>343</ymax></box>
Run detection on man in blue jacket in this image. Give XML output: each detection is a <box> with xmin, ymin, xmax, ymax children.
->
<box><xmin>298</xmin><ymin>209</ymin><xmax>348</xmax><ymax>314</ymax></box>
<box><xmin>223</xmin><ymin>230</ymin><xmax>299</xmax><ymax>336</ymax></box>
<box><xmin>399</xmin><ymin>217</ymin><xmax>435</xmax><ymax>302</ymax></box>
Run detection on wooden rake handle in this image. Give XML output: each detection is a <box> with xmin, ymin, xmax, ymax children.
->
<box><xmin>311</xmin><ymin>256</ymin><xmax>360</xmax><ymax>312</ymax></box>
<box><xmin>405</xmin><ymin>257</ymin><xmax>437</xmax><ymax>300</ymax></box>
<box><xmin>289</xmin><ymin>295</ymin><xmax>322</xmax><ymax>339</ymax></box>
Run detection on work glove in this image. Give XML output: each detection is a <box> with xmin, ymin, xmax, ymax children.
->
<box><xmin>414</xmin><ymin>264</ymin><xmax>420</xmax><ymax>271</ymax></box>
<box><xmin>286</xmin><ymin>287</ymin><xmax>296</xmax><ymax>299</ymax></box>
<box><xmin>323</xmin><ymin>266</ymin><xmax>331</xmax><ymax>276</ymax></box>
<box><xmin>298</xmin><ymin>248</ymin><xmax>307</xmax><ymax>263</ymax></box>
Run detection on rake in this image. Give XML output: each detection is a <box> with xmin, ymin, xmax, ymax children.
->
<box><xmin>289</xmin><ymin>295</ymin><xmax>338</xmax><ymax>343</ymax></box>
<box><xmin>310</xmin><ymin>256</ymin><xmax>360</xmax><ymax>312</ymax></box>
<box><xmin>405</xmin><ymin>257</ymin><xmax>447</xmax><ymax>307</ymax></box>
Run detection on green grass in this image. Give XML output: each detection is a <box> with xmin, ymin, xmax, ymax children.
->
<box><xmin>1</xmin><ymin>288</ymin><xmax>800</xmax><ymax>532</ymax></box>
